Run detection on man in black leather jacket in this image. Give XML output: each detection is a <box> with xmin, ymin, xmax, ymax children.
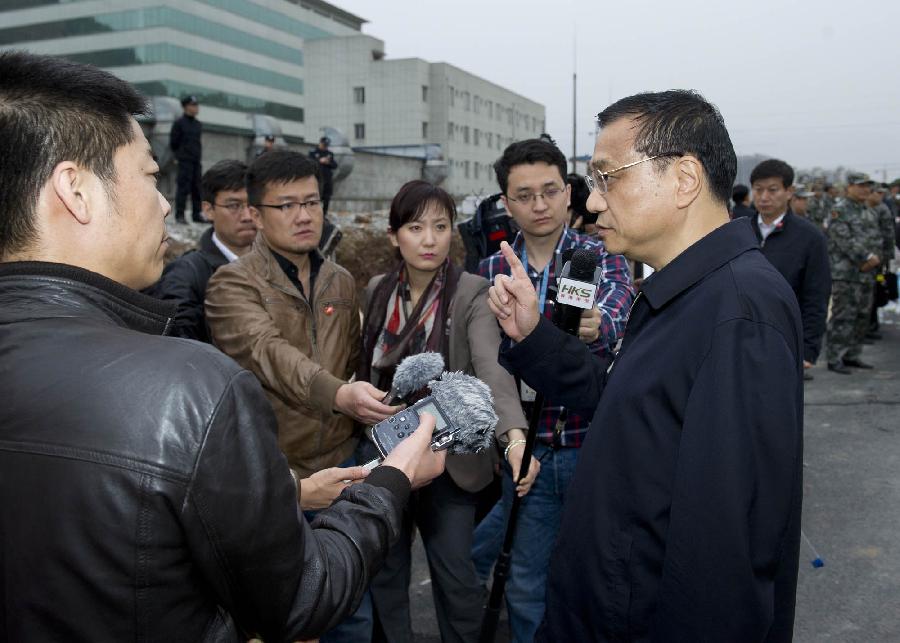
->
<box><xmin>0</xmin><ymin>51</ymin><xmax>445</xmax><ymax>643</ymax></box>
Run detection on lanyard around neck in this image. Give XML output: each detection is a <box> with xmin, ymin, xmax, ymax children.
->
<box><xmin>521</xmin><ymin>245</ymin><xmax>553</xmax><ymax>312</ymax></box>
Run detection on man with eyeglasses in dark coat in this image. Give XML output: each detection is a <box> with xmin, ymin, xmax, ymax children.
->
<box><xmin>151</xmin><ymin>160</ymin><xmax>256</xmax><ymax>342</ymax></box>
<box><xmin>488</xmin><ymin>90</ymin><xmax>803</xmax><ymax>642</ymax></box>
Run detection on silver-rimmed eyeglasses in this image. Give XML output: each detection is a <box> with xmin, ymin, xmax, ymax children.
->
<box><xmin>506</xmin><ymin>185</ymin><xmax>566</xmax><ymax>207</ymax></box>
<box><xmin>585</xmin><ymin>153</ymin><xmax>681</xmax><ymax>194</ymax></box>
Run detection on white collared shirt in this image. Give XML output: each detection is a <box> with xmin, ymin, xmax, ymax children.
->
<box><xmin>757</xmin><ymin>212</ymin><xmax>786</xmax><ymax>241</ymax></box>
<box><xmin>211</xmin><ymin>231</ymin><xmax>239</xmax><ymax>263</ymax></box>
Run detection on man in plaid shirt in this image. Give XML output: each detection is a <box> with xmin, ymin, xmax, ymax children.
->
<box><xmin>472</xmin><ymin>138</ymin><xmax>633</xmax><ymax>642</ymax></box>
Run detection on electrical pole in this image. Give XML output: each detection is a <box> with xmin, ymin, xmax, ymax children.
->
<box><xmin>572</xmin><ymin>72</ymin><xmax>577</xmax><ymax>174</ymax></box>
<box><xmin>572</xmin><ymin>26</ymin><xmax>577</xmax><ymax>173</ymax></box>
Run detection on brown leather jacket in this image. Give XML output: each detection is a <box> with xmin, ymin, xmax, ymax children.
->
<box><xmin>206</xmin><ymin>235</ymin><xmax>360</xmax><ymax>477</ymax></box>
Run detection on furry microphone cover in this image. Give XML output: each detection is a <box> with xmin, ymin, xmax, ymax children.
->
<box><xmin>428</xmin><ymin>371</ymin><xmax>497</xmax><ymax>455</ymax></box>
<box><xmin>391</xmin><ymin>352</ymin><xmax>445</xmax><ymax>400</ymax></box>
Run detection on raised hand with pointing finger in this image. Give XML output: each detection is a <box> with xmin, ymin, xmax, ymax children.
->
<box><xmin>487</xmin><ymin>241</ymin><xmax>542</xmax><ymax>342</ymax></box>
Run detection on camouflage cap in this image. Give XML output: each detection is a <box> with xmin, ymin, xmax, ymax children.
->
<box><xmin>846</xmin><ymin>172</ymin><xmax>875</xmax><ymax>185</ymax></box>
<box><xmin>792</xmin><ymin>184</ymin><xmax>815</xmax><ymax>198</ymax></box>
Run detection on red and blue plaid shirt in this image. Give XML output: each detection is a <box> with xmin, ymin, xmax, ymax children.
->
<box><xmin>478</xmin><ymin>227</ymin><xmax>634</xmax><ymax>448</ymax></box>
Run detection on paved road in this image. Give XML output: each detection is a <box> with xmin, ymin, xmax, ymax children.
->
<box><xmin>410</xmin><ymin>314</ymin><xmax>900</xmax><ymax>642</ymax></box>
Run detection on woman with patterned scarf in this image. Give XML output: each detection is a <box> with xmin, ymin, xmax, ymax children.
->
<box><xmin>358</xmin><ymin>180</ymin><xmax>534</xmax><ymax>643</ymax></box>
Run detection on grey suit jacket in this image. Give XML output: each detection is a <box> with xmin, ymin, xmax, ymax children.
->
<box><xmin>365</xmin><ymin>271</ymin><xmax>527</xmax><ymax>492</ymax></box>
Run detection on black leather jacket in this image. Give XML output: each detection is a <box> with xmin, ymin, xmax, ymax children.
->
<box><xmin>0</xmin><ymin>262</ymin><xmax>410</xmax><ymax>642</ymax></box>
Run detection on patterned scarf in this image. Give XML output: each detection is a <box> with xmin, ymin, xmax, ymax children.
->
<box><xmin>360</xmin><ymin>259</ymin><xmax>460</xmax><ymax>396</ymax></box>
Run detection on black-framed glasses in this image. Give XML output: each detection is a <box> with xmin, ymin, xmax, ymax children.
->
<box><xmin>506</xmin><ymin>185</ymin><xmax>566</xmax><ymax>207</ymax></box>
<box><xmin>585</xmin><ymin>153</ymin><xmax>681</xmax><ymax>194</ymax></box>
<box><xmin>213</xmin><ymin>201</ymin><xmax>250</xmax><ymax>214</ymax></box>
<box><xmin>256</xmin><ymin>199</ymin><xmax>322</xmax><ymax>215</ymax></box>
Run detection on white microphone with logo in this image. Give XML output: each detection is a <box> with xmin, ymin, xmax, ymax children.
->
<box><xmin>553</xmin><ymin>247</ymin><xmax>602</xmax><ymax>335</ymax></box>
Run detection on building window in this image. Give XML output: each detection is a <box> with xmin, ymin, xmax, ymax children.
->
<box><xmin>474</xmin><ymin>128</ymin><xmax>480</xmax><ymax>146</ymax></box>
<box><xmin>475</xmin><ymin>163</ymin><xmax>480</xmax><ymax>179</ymax></box>
<box><xmin>474</xmin><ymin>96</ymin><xmax>480</xmax><ymax>114</ymax></box>
<box><xmin>354</xmin><ymin>123</ymin><xmax>365</xmax><ymax>140</ymax></box>
<box><xmin>447</xmin><ymin>122</ymin><xmax>454</xmax><ymax>140</ymax></box>
<box><xmin>464</xmin><ymin>161</ymin><xmax>470</xmax><ymax>179</ymax></box>
<box><xmin>487</xmin><ymin>101</ymin><xmax>493</xmax><ymax>118</ymax></box>
<box><xmin>422</xmin><ymin>85</ymin><xmax>428</xmax><ymax>102</ymax></box>
<box><xmin>487</xmin><ymin>132</ymin><xmax>493</xmax><ymax>147</ymax></box>
<box><xmin>462</xmin><ymin>126</ymin><xmax>469</xmax><ymax>144</ymax></box>
<box><xmin>422</xmin><ymin>122</ymin><xmax>428</xmax><ymax>139</ymax></box>
<box><xmin>353</xmin><ymin>86</ymin><xmax>365</xmax><ymax>104</ymax></box>
<box><xmin>449</xmin><ymin>86</ymin><xmax>455</xmax><ymax>107</ymax></box>
<box><xmin>464</xmin><ymin>92</ymin><xmax>471</xmax><ymax>111</ymax></box>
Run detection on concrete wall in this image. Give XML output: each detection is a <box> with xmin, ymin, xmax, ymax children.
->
<box><xmin>156</xmin><ymin>129</ymin><xmax>423</xmax><ymax>213</ymax></box>
<box><xmin>330</xmin><ymin>151</ymin><xmax>425</xmax><ymax>212</ymax></box>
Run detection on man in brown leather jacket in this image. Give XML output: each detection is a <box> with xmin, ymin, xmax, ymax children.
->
<box><xmin>206</xmin><ymin>150</ymin><xmax>398</xmax><ymax>480</ymax></box>
<box><xmin>0</xmin><ymin>51</ymin><xmax>444</xmax><ymax>642</ymax></box>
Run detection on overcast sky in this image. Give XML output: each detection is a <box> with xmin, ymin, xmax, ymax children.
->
<box><xmin>337</xmin><ymin>0</ymin><xmax>900</xmax><ymax>182</ymax></box>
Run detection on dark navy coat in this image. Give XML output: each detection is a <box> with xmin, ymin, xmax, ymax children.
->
<box><xmin>737</xmin><ymin>210</ymin><xmax>832</xmax><ymax>363</ymax></box>
<box><xmin>502</xmin><ymin>218</ymin><xmax>803</xmax><ymax>642</ymax></box>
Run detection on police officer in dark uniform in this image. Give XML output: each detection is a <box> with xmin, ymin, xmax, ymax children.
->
<box><xmin>169</xmin><ymin>96</ymin><xmax>203</xmax><ymax>223</ymax></box>
<box><xmin>309</xmin><ymin>136</ymin><xmax>338</xmax><ymax>215</ymax></box>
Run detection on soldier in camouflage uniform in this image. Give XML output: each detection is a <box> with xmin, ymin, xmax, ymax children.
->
<box><xmin>873</xmin><ymin>185</ymin><xmax>897</xmax><ymax>266</ymax></box>
<box><xmin>825</xmin><ymin>173</ymin><xmax>883</xmax><ymax>373</ymax></box>
<box><xmin>865</xmin><ymin>185</ymin><xmax>898</xmax><ymax>335</ymax></box>
<box><xmin>808</xmin><ymin>182</ymin><xmax>837</xmax><ymax>229</ymax></box>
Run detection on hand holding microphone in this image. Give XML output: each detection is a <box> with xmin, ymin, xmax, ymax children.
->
<box><xmin>381</xmin><ymin>413</ymin><xmax>447</xmax><ymax>490</ymax></box>
<box><xmin>364</xmin><ymin>371</ymin><xmax>498</xmax><ymax>471</ymax></box>
<box><xmin>334</xmin><ymin>381</ymin><xmax>399</xmax><ymax>424</ymax></box>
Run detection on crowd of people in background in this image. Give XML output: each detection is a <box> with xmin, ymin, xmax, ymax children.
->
<box><xmin>731</xmin><ymin>170</ymin><xmax>899</xmax><ymax>376</ymax></box>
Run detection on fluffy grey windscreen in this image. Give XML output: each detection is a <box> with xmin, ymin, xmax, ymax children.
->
<box><xmin>428</xmin><ymin>371</ymin><xmax>497</xmax><ymax>455</ymax></box>
<box><xmin>392</xmin><ymin>352</ymin><xmax>445</xmax><ymax>398</ymax></box>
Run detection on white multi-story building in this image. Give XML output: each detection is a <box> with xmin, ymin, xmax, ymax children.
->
<box><xmin>0</xmin><ymin>0</ymin><xmax>364</xmax><ymax>140</ymax></box>
<box><xmin>304</xmin><ymin>34</ymin><xmax>545</xmax><ymax>196</ymax></box>
<box><xmin>1</xmin><ymin>0</ymin><xmax>545</xmax><ymax>196</ymax></box>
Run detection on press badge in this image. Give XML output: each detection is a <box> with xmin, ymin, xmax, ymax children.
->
<box><xmin>520</xmin><ymin>381</ymin><xmax>537</xmax><ymax>402</ymax></box>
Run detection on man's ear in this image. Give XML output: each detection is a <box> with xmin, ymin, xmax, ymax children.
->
<box><xmin>50</xmin><ymin>161</ymin><xmax>94</xmax><ymax>224</ymax></box>
<box><xmin>249</xmin><ymin>206</ymin><xmax>264</xmax><ymax>230</ymax></box>
<box><xmin>673</xmin><ymin>155</ymin><xmax>703</xmax><ymax>209</ymax></box>
<box><xmin>201</xmin><ymin>201</ymin><xmax>215</xmax><ymax>223</ymax></box>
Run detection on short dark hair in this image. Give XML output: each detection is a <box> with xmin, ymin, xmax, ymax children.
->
<box><xmin>201</xmin><ymin>160</ymin><xmax>248</xmax><ymax>203</ymax></box>
<box><xmin>749</xmin><ymin>159</ymin><xmax>794</xmax><ymax>189</ymax></box>
<box><xmin>0</xmin><ymin>51</ymin><xmax>146</xmax><ymax>258</ymax></box>
<box><xmin>494</xmin><ymin>139</ymin><xmax>567</xmax><ymax>195</ymax></box>
<box><xmin>732</xmin><ymin>184</ymin><xmax>750</xmax><ymax>203</ymax></box>
<box><xmin>596</xmin><ymin>90</ymin><xmax>736</xmax><ymax>205</ymax></box>
<box><xmin>388</xmin><ymin>180</ymin><xmax>456</xmax><ymax>231</ymax></box>
<box><xmin>247</xmin><ymin>149</ymin><xmax>318</xmax><ymax>206</ymax></box>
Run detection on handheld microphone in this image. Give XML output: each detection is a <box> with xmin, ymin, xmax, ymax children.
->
<box><xmin>364</xmin><ymin>371</ymin><xmax>497</xmax><ymax>468</ymax></box>
<box><xmin>380</xmin><ymin>352</ymin><xmax>445</xmax><ymax>405</ymax></box>
<box><xmin>553</xmin><ymin>248</ymin><xmax>602</xmax><ymax>336</ymax></box>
